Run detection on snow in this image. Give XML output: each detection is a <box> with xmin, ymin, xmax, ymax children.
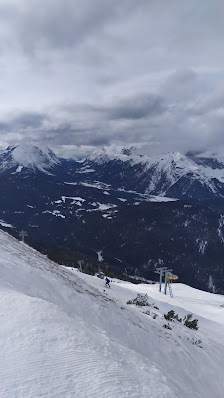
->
<box><xmin>98</xmin><ymin>203</ymin><xmax>116</xmax><ymax>210</ymax></box>
<box><xmin>0</xmin><ymin>144</ymin><xmax>60</xmax><ymax>174</ymax></box>
<box><xmin>89</xmin><ymin>147</ymin><xmax>197</xmax><ymax>179</ymax></box>
<box><xmin>80</xmin><ymin>181</ymin><xmax>112</xmax><ymax>190</ymax></box>
<box><xmin>0</xmin><ymin>230</ymin><xmax>224</xmax><ymax>398</ymax></box>
<box><xmin>195</xmin><ymin>150</ymin><xmax>224</xmax><ymax>163</ymax></box>
<box><xmin>65</xmin><ymin>181</ymin><xmax>112</xmax><ymax>191</ymax></box>
<box><xmin>148</xmin><ymin>195</ymin><xmax>178</xmax><ymax>202</ymax></box>
<box><xmin>3</xmin><ymin>144</ymin><xmax>224</xmax><ymax>198</ymax></box>
<box><xmin>52</xmin><ymin>210</ymin><xmax>65</xmax><ymax>218</ymax></box>
<box><xmin>11</xmin><ymin>165</ymin><xmax>23</xmax><ymax>174</ymax></box>
<box><xmin>192</xmin><ymin>162</ymin><xmax>224</xmax><ymax>184</ymax></box>
<box><xmin>61</xmin><ymin>196</ymin><xmax>86</xmax><ymax>206</ymax></box>
<box><xmin>0</xmin><ymin>220</ymin><xmax>13</xmax><ymax>228</ymax></box>
<box><xmin>42</xmin><ymin>210</ymin><xmax>65</xmax><ymax>218</ymax></box>
<box><xmin>77</xmin><ymin>167</ymin><xmax>95</xmax><ymax>173</ymax></box>
<box><xmin>97</xmin><ymin>250</ymin><xmax>104</xmax><ymax>262</ymax></box>
<box><xmin>64</xmin><ymin>182</ymin><xmax>78</xmax><ymax>186</ymax></box>
<box><xmin>89</xmin><ymin>202</ymin><xmax>117</xmax><ymax>211</ymax></box>
<box><xmin>102</xmin><ymin>214</ymin><xmax>112</xmax><ymax>219</ymax></box>
<box><xmin>113</xmin><ymin>281</ymin><xmax>224</xmax><ymax>326</ymax></box>
<box><xmin>89</xmin><ymin>146</ymin><xmax>224</xmax><ymax>196</ymax></box>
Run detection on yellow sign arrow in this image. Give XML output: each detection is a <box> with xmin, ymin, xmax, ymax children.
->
<box><xmin>166</xmin><ymin>274</ymin><xmax>179</xmax><ymax>280</ymax></box>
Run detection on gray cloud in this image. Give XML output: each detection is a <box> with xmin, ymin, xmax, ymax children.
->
<box><xmin>0</xmin><ymin>112</ymin><xmax>47</xmax><ymax>132</ymax></box>
<box><xmin>105</xmin><ymin>94</ymin><xmax>165</xmax><ymax>120</ymax></box>
<box><xmin>0</xmin><ymin>0</ymin><xmax>137</xmax><ymax>59</ymax></box>
<box><xmin>1</xmin><ymin>72</ymin><xmax>224</xmax><ymax>157</ymax></box>
<box><xmin>0</xmin><ymin>1</ymin><xmax>224</xmax><ymax>157</ymax></box>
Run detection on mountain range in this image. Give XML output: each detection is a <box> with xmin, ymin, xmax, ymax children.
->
<box><xmin>1</xmin><ymin>144</ymin><xmax>224</xmax><ymax>292</ymax></box>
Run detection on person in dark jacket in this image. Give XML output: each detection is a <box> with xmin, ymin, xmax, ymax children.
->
<box><xmin>105</xmin><ymin>277</ymin><xmax>110</xmax><ymax>287</ymax></box>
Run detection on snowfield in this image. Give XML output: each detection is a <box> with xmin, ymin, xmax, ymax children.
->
<box><xmin>0</xmin><ymin>230</ymin><xmax>224</xmax><ymax>397</ymax></box>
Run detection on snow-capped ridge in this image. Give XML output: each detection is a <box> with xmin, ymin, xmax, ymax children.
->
<box><xmin>85</xmin><ymin>145</ymin><xmax>224</xmax><ymax>197</ymax></box>
<box><xmin>88</xmin><ymin>145</ymin><xmax>193</xmax><ymax>169</ymax></box>
<box><xmin>0</xmin><ymin>144</ymin><xmax>60</xmax><ymax>174</ymax></box>
<box><xmin>3</xmin><ymin>142</ymin><xmax>224</xmax><ymax>199</ymax></box>
<box><xmin>88</xmin><ymin>145</ymin><xmax>141</xmax><ymax>164</ymax></box>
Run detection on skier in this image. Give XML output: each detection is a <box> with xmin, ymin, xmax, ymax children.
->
<box><xmin>105</xmin><ymin>277</ymin><xmax>110</xmax><ymax>287</ymax></box>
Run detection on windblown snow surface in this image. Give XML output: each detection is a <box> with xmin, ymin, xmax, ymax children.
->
<box><xmin>0</xmin><ymin>230</ymin><xmax>224</xmax><ymax>398</ymax></box>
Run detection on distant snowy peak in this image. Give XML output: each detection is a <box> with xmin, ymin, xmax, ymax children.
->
<box><xmin>89</xmin><ymin>146</ymin><xmax>184</xmax><ymax>165</ymax></box>
<box><xmin>194</xmin><ymin>151</ymin><xmax>224</xmax><ymax>162</ymax></box>
<box><xmin>84</xmin><ymin>145</ymin><xmax>224</xmax><ymax>198</ymax></box>
<box><xmin>189</xmin><ymin>151</ymin><xmax>224</xmax><ymax>171</ymax></box>
<box><xmin>0</xmin><ymin>144</ymin><xmax>60</xmax><ymax>174</ymax></box>
<box><xmin>88</xmin><ymin>146</ymin><xmax>197</xmax><ymax>173</ymax></box>
<box><xmin>89</xmin><ymin>145</ymin><xmax>141</xmax><ymax>164</ymax></box>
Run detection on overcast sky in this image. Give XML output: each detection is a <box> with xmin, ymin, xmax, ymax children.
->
<box><xmin>0</xmin><ymin>0</ymin><xmax>224</xmax><ymax>158</ymax></box>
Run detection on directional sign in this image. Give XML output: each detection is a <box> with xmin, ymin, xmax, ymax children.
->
<box><xmin>166</xmin><ymin>274</ymin><xmax>179</xmax><ymax>280</ymax></box>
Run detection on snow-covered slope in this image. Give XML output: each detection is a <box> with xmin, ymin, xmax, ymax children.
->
<box><xmin>0</xmin><ymin>230</ymin><xmax>224</xmax><ymax>398</ymax></box>
<box><xmin>0</xmin><ymin>144</ymin><xmax>60</xmax><ymax>174</ymax></box>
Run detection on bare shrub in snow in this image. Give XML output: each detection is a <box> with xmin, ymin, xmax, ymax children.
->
<box><xmin>127</xmin><ymin>293</ymin><xmax>150</xmax><ymax>306</ymax></box>
<box><xmin>184</xmin><ymin>313</ymin><xmax>199</xmax><ymax>330</ymax></box>
<box><xmin>164</xmin><ymin>310</ymin><xmax>199</xmax><ymax>330</ymax></box>
<box><xmin>163</xmin><ymin>323</ymin><xmax>172</xmax><ymax>330</ymax></box>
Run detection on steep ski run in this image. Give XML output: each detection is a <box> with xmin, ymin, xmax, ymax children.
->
<box><xmin>0</xmin><ymin>230</ymin><xmax>224</xmax><ymax>397</ymax></box>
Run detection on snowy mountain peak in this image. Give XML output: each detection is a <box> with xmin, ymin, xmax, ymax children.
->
<box><xmin>88</xmin><ymin>145</ymin><xmax>147</xmax><ymax>165</ymax></box>
<box><xmin>121</xmin><ymin>146</ymin><xmax>136</xmax><ymax>156</ymax></box>
<box><xmin>0</xmin><ymin>144</ymin><xmax>60</xmax><ymax>174</ymax></box>
<box><xmin>87</xmin><ymin>145</ymin><xmax>197</xmax><ymax>176</ymax></box>
<box><xmin>88</xmin><ymin>145</ymin><xmax>189</xmax><ymax>166</ymax></box>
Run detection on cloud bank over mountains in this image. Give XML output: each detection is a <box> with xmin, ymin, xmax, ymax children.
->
<box><xmin>0</xmin><ymin>0</ymin><xmax>223</xmax><ymax>158</ymax></box>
